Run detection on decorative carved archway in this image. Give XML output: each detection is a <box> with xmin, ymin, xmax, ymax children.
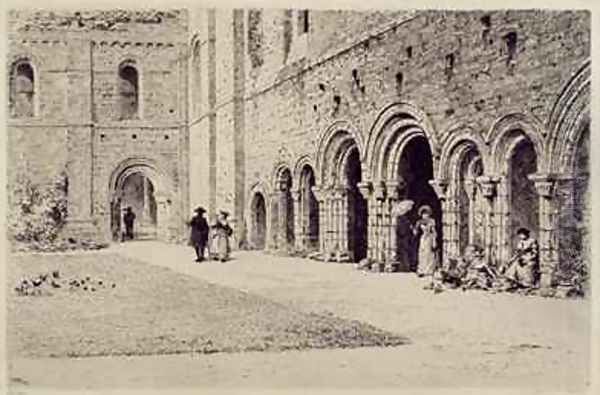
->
<box><xmin>108</xmin><ymin>158</ymin><xmax>173</xmax><ymax>242</ymax></box>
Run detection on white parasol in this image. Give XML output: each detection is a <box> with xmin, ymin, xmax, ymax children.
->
<box><xmin>391</xmin><ymin>199</ymin><xmax>414</xmax><ymax>217</ymax></box>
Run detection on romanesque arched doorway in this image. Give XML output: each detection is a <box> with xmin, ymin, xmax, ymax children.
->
<box><xmin>440</xmin><ymin>137</ymin><xmax>486</xmax><ymax>258</ymax></box>
<box><xmin>250</xmin><ymin>192</ymin><xmax>267</xmax><ymax>250</ymax></box>
<box><xmin>396</xmin><ymin>136</ymin><xmax>442</xmax><ymax>271</ymax></box>
<box><xmin>299</xmin><ymin>164</ymin><xmax>319</xmax><ymax>251</ymax></box>
<box><xmin>111</xmin><ymin>172</ymin><xmax>158</xmax><ymax>240</ymax></box>
<box><xmin>314</xmin><ymin>122</ymin><xmax>367</xmax><ymax>263</ymax></box>
<box><xmin>109</xmin><ymin>160</ymin><xmax>172</xmax><ymax>243</ymax></box>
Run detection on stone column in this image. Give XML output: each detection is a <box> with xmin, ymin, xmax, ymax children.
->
<box><xmin>475</xmin><ymin>176</ymin><xmax>499</xmax><ymax>266</ymax></box>
<box><xmin>384</xmin><ymin>180</ymin><xmax>400</xmax><ymax>272</ymax></box>
<box><xmin>312</xmin><ymin>186</ymin><xmax>326</xmax><ymax>257</ymax></box>
<box><xmin>357</xmin><ymin>181</ymin><xmax>373</xmax><ymax>262</ymax></box>
<box><xmin>529</xmin><ymin>173</ymin><xmax>559</xmax><ymax>289</ymax></box>
<box><xmin>325</xmin><ymin>186</ymin><xmax>335</xmax><ymax>257</ymax></box>
<box><xmin>464</xmin><ymin>178</ymin><xmax>478</xmax><ymax>245</ymax></box>
<box><xmin>142</xmin><ymin>176</ymin><xmax>151</xmax><ymax>224</ymax></box>
<box><xmin>495</xmin><ymin>178</ymin><xmax>512</xmax><ymax>264</ymax></box>
<box><xmin>279</xmin><ymin>187</ymin><xmax>288</xmax><ymax>252</ymax></box>
<box><xmin>291</xmin><ymin>189</ymin><xmax>302</xmax><ymax>251</ymax></box>
<box><xmin>429</xmin><ymin>178</ymin><xmax>448</xmax><ymax>263</ymax></box>
<box><xmin>372</xmin><ymin>181</ymin><xmax>387</xmax><ymax>272</ymax></box>
<box><xmin>267</xmin><ymin>192</ymin><xmax>280</xmax><ymax>250</ymax></box>
<box><xmin>334</xmin><ymin>185</ymin><xmax>350</xmax><ymax>261</ymax></box>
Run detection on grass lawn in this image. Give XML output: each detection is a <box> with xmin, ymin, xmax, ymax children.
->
<box><xmin>7</xmin><ymin>252</ymin><xmax>409</xmax><ymax>358</ymax></box>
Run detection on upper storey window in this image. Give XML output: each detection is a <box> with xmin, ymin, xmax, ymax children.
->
<box><xmin>298</xmin><ymin>10</ymin><xmax>309</xmax><ymax>35</ymax></box>
<box><xmin>10</xmin><ymin>61</ymin><xmax>35</xmax><ymax>118</ymax></box>
<box><xmin>118</xmin><ymin>62</ymin><xmax>139</xmax><ymax>120</ymax></box>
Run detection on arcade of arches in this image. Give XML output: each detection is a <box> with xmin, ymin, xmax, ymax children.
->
<box><xmin>248</xmin><ymin>100</ymin><xmax>590</xmax><ymax>288</ymax></box>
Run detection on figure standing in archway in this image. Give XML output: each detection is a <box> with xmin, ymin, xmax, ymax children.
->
<box><xmin>123</xmin><ymin>207</ymin><xmax>136</xmax><ymax>241</ymax></box>
<box><xmin>413</xmin><ymin>205</ymin><xmax>438</xmax><ymax>277</ymax></box>
<box><xmin>188</xmin><ymin>206</ymin><xmax>209</xmax><ymax>262</ymax></box>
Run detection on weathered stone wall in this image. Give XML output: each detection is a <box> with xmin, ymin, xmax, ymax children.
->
<box><xmin>7</xmin><ymin>9</ymin><xmax>190</xmax><ymax>243</ymax></box>
<box><xmin>244</xmin><ymin>10</ymin><xmax>590</xmax><ymax>185</ymax></box>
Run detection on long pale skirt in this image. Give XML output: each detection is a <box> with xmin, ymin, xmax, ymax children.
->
<box><xmin>417</xmin><ymin>235</ymin><xmax>437</xmax><ymax>276</ymax></box>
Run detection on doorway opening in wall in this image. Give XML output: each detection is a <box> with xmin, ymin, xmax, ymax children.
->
<box><xmin>397</xmin><ymin>136</ymin><xmax>442</xmax><ymax>271</ymax></box>
<box><xmin>250</xmin><ymin>192</ymin><xmax>267</xmax><ymax>250</ymax></box>
<box><xmin>345</xmin><ymin>148</ymin><xmax>368</xmax><ymax>262</ymax></box>
<box><xmin>508</xmin><ymin>138</ymin><xmax>538</xmax><ymax>252</ymax></box>
<box><xmin>111</xmin><ymin>172</ymin><xmax>157</xmax><ymax>241</ymax></box>
<box><xmin>273</xmin><ymin>168</ymin><xmax>295</xmax><ymax>251</ymax></box>
<box><xmin>300</xmin><ymin>165</ymin><xmax>319</xmax><ymax>251</ymax></box>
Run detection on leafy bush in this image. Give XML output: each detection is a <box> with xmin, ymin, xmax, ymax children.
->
<box><xmin>8</xmin><ymin>172</ymin><xmax>69</xmax><ymax>246</ymax></box>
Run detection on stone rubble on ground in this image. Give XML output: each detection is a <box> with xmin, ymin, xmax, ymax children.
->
<box><xmin>14</xmin><ymin>269</ymin><xmax>117</xmax><ymax>297</ymax></box>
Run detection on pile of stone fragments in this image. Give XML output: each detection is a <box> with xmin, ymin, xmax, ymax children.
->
<box><xmin>14</xmin><ymin>270</ymin><xmax>116</xmax><ymax>297</ymax></box>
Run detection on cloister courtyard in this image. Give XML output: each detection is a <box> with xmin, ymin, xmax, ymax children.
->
<box><xmin>7</xmin><ymin>241</ymin><xmax>591</xmax><ymax>392</ymax></box>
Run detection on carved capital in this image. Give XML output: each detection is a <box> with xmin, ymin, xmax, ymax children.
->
<box><xmin>463</xmin><ymin>178</ymin><xmax>478</xmax><ymax>201</ymax></box>
<box><xmin>374</xmin><ymin>181</ymin><xmax>387</xmax><ymax>201</ymax></box>
<box><xmin>356</xmin><ymin>181</ymin><xmax>372</xmax><ymax>200</ymax></box>
<box><xmin>428</xmin><ymin>178</ymin><xmax>449</xmax><ymax>200</ymax></box>
<box><xmin>332</xmin><ymin>186</ymin><xmax>348</xmax><ymax>200</ymax></box>
<box><xmin>290</xmin><ymin>189</ymin><xmax>301</xmax><ymax>202</ymax></box>
<box><xmin>475</xmin><ymin>176</ymin><xmax>499</xmax><ymax>199</ymax></box>
<box><xmin>528</xmin><ymin>173</ymin><xmax>558</xmax><ymax>199</ymax></box>
<box><xmin>311</xmin><ymin>186</ymin><xmax>325</xmax><ymax>202</ymax></box>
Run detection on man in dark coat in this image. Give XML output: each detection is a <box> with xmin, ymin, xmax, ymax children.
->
<box><xmin>189</xmin><ymin>206</ymin><xmax>209</xmax><ymax>262</ymax></box>
<box><xmin>123</xmin><ymin>207</ymin><xmax>136</xmax><ymax>241</ymax></box>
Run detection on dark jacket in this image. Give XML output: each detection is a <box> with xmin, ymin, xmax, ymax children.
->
<box><xmin>189</xmin><ymin>215</ymin><xmax>209</xmax><ymax>246</ymax></box>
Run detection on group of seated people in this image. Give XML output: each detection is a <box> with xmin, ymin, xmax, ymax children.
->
<box><xmin>430</xmin><ymin>227</ymin><xmax>539</xmax><ymax>293</ymax></box>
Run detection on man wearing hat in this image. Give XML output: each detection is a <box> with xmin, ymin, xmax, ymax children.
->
<box><xmin>188</xmin><ymin>206</ymin><xmax>209</xmax><ymax>262</ymax></box>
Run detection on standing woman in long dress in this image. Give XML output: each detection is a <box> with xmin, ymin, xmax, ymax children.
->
<box><xmin>413</xmin><ymin>205</ymin><xmax>438</xmax><ymax>277</ymax></box>
<box><xmin>212</xmin><ymin>210</ymin><xmax>233</xmax><ymax>262</ymax></box>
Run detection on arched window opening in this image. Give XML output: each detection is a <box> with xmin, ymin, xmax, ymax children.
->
<box><xmin>11</xmin><ymin>61</ymin><xmax>35</xmax><ymax>118</ymax></box>
<box><xmin>119</xmin><ymin>64</ymin><xmax>139</xmax><ymax>120</ymax></box>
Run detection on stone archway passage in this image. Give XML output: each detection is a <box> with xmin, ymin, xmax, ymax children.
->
<box><xmin>250</xmin><ymin>192</ymin><xmax>267</xmax><ymax>250</ymax></box>
<box><xmin>445</xmin><ymin>144</ymin><xmax>485</xmax><ymax>258</ymax></box>
<box><xmin>396</xmin><ymin>136</ymin><xmax>441</xmax><ymax>271</ymax></box>
<box><xmin>111</xmin><ymin>172</ymin><xmax>158</xmax><ymax>240</ymax></box>
<box><xmin>271</xmin><ymin>167</ymin><xmax>294</xmax><ymax>251</ymax></box>
<box><xmin>299</xmin><ymin>165</ymin><xmax>319</xmax><ymax>251</ymax></box>
<box><xmin>345</xmin><ymin>148</ymin><xmax>368</xmax><ymax>262</ymax></box>
<box><xmin>108</xmin><ymin>160</ymin><xmax>172</xmax><ymax>243</ymax></box>
<box><xmin>508</xmin><ymin>139</ymin><xmax>539</xmax><ymax>253</ymax></box>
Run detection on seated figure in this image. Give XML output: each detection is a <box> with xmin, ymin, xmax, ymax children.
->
<box><xmin>435</xmin><ymin>244</ymin><xmax>479</xmax><ymax>289</ymax></box>
<box><xmin>462</xmin><ymin>246</ymin><xmax>497</xmax><ymax>290</ymax></box>
<box><xmin>502</xmin><ymin>227</ymin><xmax>539</xmax><ymax>290</ymax></box>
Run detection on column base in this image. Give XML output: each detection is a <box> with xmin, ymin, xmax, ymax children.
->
<box><xmin>385</xmin><ymin>261</ymin><xmax>412</xmax><ymax>273</ymax></box>
<box><xmin>370</xmin><ymin>262</ymin><xmax>385</xmax><ymax>273</ymax></box>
